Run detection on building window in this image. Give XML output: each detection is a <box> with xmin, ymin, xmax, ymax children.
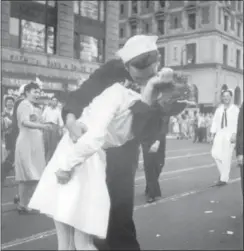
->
<box><xmin>74</xmin><ymin>33</ymin><xmax>105</xmax><ymax>63</ymax></box>
<box><xmin>157</xmin><ymin>19</ymin><xmax>165</xmax><ymax>35</ymax></box>
<box><xmin>173</xmin><ymin>47</ymin><xmax>177</xmax><ymax>61</ymax></box>
<box><xmin>224</xmin><ymin>15</ymin><xmax>228</xmax><ymax>31</ymax></box>
<box><xmin>237</xmin><ymin>0</ymin><xmax>242</xmax><ymax>10</ymax></box>
<box><xmin>223</xmin><ymin>44</ymin><xmax>228</xmax><ymax>65</ymax></box>
<box><xmin>145</xmin><ymin>1</ymin><xmax>150</xmax><ymax>8</ymax></box>
<box><xmin>73</xmin><ymin>1</ymin><xmax>105</xmax><ymax>22</ymax></box>
<box><xmin>132</xmin><ymin>0</ymin><xmax>138</xmax><ymax>14</ymax></box>
<box><xmin>237</xmin><ymin>22</ymin><xmax>241</xmax><ymax>37</ymax></box>
<box><xmin>201</xmin><ymin>6</ymin><xmax>210</xmax><ymax>24</ymax></box>
<box><xmin>145</xmin><ymin>23</ymin><xmax>149</xmax><ymax>33</ymax></box>
<box><xmin>159</xmin><ymin>0</ymin><xmax>166</xmax><ymax>8</ymax></box>
<box><xmin>172</xmin><ymin>16</ymin><xmax>179</xmax><ymax>29</ymax></box>
<box><xmin>33</xmin><ymin>0</ymin><xmax>56</xmax><ymax>7</ymax></box>
<box><xmin>230</xmin><ymin>14</ymin><xmax>235</xmax><ymax>30</ymax></box>
<box><xmin>9</xmin><ymin>1</ymin><xmax>57</xmax><ymax>54</ymax></box>
<box><xmin>236</xmin><ymin>49</ymin><xmax>240</xmax><ymax>69</ymax></box>
<box><xmin>120</xmin><ymin>27</ymin><xmax>124</xmax><ymax>38</ymax></box>
<box><xmin>158</xmin><ymin>47</ymin><xmax>165</xmax><ymax>67</ymax></box>
<box><xmin>218</xmin><ymin>7</ymin><xmax>222</xmax><ymax>24</ymax></box>
<box><xmin>188</xmin><ymin>13</ymin><xmax>196</xmax><ymax>30</ymax></box>
<box><xmin>186</xmin><ymin>43</ymin><xmax>196</xmax><ymax>64</ymax></box>
<box><xmin>120</xmin><ymin>3</ymin><xmax>124</xmax><ymax>15</ymax></box>
<box><xmin>130</xmin><ymin>23</ymin><xmax>137</xmax><ymax>36</ymax></box>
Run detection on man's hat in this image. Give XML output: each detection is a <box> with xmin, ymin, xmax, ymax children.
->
<box><xmin>117</xmin><ymin>35</ymin><xmax>158</xmax><ymax>64</ymax></box>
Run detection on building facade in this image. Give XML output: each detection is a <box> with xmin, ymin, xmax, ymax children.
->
<box><xmin>119</xmin><ymin>0</ymin><xmax>243</xmax><ymax>107</ymax></box>
<box><xmin>1</xmin><ymin>0</ymin><xmax>119</xmax><ymax>96</ymax></box>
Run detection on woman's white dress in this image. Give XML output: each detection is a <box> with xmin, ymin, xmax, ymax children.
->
<box><xmin>15</xmin><ymin>100</ymin><xmax>46</xmax><ymax>181</ymax></box>
<box><xmin>28</xmin><ymin>83</ymin><xmax>141</xmax><ymax>239</ymax></box>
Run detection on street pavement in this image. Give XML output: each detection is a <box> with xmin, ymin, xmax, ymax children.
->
<box><xmin>1</xmin><ymin>139</ymin><xmax>243</xmax><ymax>250</ymax></box>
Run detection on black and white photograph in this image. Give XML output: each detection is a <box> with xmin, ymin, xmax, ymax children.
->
<box><xmin>1</xmin><ymin>0</ymin><xmax>243</xmax><ymax>250</ymax></box>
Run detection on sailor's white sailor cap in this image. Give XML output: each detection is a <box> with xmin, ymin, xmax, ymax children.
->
<box><xmin>117</xmin><ymin>35</ymin><xmax>158</xmax><ymax>64</ymax></box>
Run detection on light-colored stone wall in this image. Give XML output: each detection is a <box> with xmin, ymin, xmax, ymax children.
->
<box><xmin>105</xmin><ymin>1</ymin><xmax>119</xmax><ymax>61</ymax></box>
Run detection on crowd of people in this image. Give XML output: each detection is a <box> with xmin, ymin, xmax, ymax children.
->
<box><xmin>1</xmin><ymin>34</ymin><xmax>243</xmax><ymax>251</ymax></box>
<box><xmin>169</xmin><ymin>112</ymin><xmax>214</xmax><ymax>143</ymax></box>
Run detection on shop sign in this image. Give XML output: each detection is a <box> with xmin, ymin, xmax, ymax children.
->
<box><xmin>2</xmin><ymin>48</ymin><xmax>100</xmax><ymax>74</ymax></box>
<box><xmin>6</xmin><ymin>89</ymin><xmax>54</xmax><ymax>98</ymax></box>
<box><xmin>2</xmin><ymin>77</ymin><xmax>64</xmax><ymax>91</ymax></box>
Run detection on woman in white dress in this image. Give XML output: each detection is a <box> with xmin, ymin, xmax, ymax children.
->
<box><xmin>29</xmin><ymin>63</ymin><xmax>170</xmax><ymax>250</ymax></box>
<box><xmin>15</xmin><ymin>83</ymin><xmax>51</xmax><ymax>213</ymax></box>
<box><xmin>29</xmin><ymin>35</ymin><xmax>191</xmax><ymax>250</ymax></box>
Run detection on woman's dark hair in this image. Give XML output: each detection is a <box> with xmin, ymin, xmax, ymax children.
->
<box><xmin>5</xmin><ymin>96</ymin><xmax>15</xmax><ymax>104</ymax></box>
<box><xmin>24</xmin><ymin>82</ymin><xmax>40</xmax><ymax>95</ymax></box>
<box><xmin>61</xmin><ymin>58</ymin><xmax>132</xmax><ymax>123</ymax></box>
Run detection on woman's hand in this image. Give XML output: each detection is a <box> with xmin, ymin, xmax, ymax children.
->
<box><xmin>55</xmin><ymin>169</ymin><xmax>73</xmax><ymax>185</ymax></box>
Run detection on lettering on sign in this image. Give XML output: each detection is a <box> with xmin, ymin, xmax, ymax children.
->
<box><xmin>2</xmin><ymin>77</ymin><xmax>64</xmax><ymax>90</ymax></box>
<box><xmin>2</xmin><ymin>48</ymin><xmax>100</xmax><ymax>74</ymax></box>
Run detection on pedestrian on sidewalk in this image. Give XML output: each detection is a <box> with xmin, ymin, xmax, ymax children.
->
<box><xmin>193</xmin><ymin>111</ymin><xmax>199</xmax><ymax>143</ymax></box>
<box><xmin>1</xmin><ymin>88</ymin><xmax>25</xmax><ymax>190</ymax></box>
<box><xmin>172</xmin><ymin>116</ymin><xmax>179</xmax><ymax>137</ymax></box>
<box><xmin>210</xmin><ymin>89</ymin><xmax>240</xmax><ymax>186</ymax></box>
<box><xmin>236</xmin><ymin>102</ymin><xmax>243</xmax><ymax>195</ymax></box>
<box><xmin>142</xmin><ymin>117</ymin><xmax>168</xmax><ymax>203</ymax></box>
<box><xmin>198</xmin><ymin>113</ymin><xmax>206</xmax><ymax>143</ymax></box>
<box><xmin>42</xmin><ymin>96</ymin><xmax>64</xmax><ymax>163</ymax></box>
<box><xmin>14</xmin><ymin>83</ymin><xmax>51</xmax><ymax>213</ymax></box>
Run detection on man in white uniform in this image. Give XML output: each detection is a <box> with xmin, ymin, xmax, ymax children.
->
<box><xmin>210</xmin><ymin>89</ymin><xmax>240</xmax><ymax>185</ymax></box>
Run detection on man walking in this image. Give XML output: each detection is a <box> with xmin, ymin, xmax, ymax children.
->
<box><xmin>143</xmin><ymin>116</ymin><xmax>169</xmax><ymax>203</ymax></box>
<box><xmin>211</xmin><ymin>90</ymin><xmax>239</xmax><ymax>185</ymax></box>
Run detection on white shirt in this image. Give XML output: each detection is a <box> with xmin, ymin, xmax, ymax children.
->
<box><xmin>42</xmin><ymin>106</ymin><xmax>64</xmax><ymax>127</ymax></box>
<box><xmin>210</xmin><ymin>104</ymin><xmax>239</xmax><ymax>135</ymax></box>
<box><xmin>198</xmin><ymin>116</ymin><xmax>205</xmax><ymax>128</ymax></box>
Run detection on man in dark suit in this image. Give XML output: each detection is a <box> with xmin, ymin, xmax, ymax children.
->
<box><xmin>142</xmin><ymin>116</ymin><xmax>169</xmax><ymax>203</ymax></box>
<box><xmin>236</xmin><ymin>102</ymin><xmax>243</xmax><ymax>195</ymax></box>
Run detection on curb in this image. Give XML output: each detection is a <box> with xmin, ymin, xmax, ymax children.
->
<box><xmin>2</xmin><ymin>203</ymin><xmax>16</xmax><ymax>213</ymax></box>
